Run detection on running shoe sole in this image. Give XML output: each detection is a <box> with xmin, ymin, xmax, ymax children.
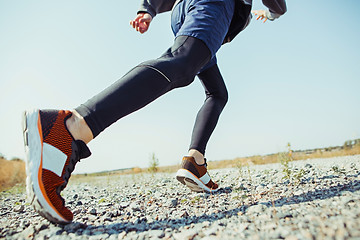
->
<box><xmin>176</xmin><ymin>169</ymin><xmax>219</xmax><ymax>193</ymax></box>
<box><xmin>22</xmin><ymin>109</ymin><xmax>70</xmax><ymax>224</ymax></box>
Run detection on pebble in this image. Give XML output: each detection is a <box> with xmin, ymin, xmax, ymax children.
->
<box><xmin>1</xmin><ymin>155</ymin><xmax>360</xmax><ymax>239</ymax></box>
<box><xmin>168</xmin><ymin>199</ymin><xmax>178</xmax><ymax>208</ymax></box>
<box><xmin>119</xmin><ymin>201</ymin><xmax>130</xmax><ymax>209</ymax></box>
<box><xmin>13</xmin><ymin>204</ymin><xmax>25</xmax><ymax>213</ymax></box>
<box><xmin>89</xmin><ymin>208</ymin><xmax>97</xmax><ymax>215</ymax></box>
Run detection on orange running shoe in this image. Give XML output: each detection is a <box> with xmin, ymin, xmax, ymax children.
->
<box><xmin>176</xmin><ymin>156</ymin><xmax>219</xmax><ymax>193</ymax></box>
<box><xmin>22</xmin><ymin>109</ymin><xmax>91</xmax><ymax>224</ymax></box>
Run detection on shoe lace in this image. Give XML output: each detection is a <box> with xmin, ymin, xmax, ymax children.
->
<box><xmin>62</xmin><ymin>140</ymin><xmax>91</xmax><ymax>192</ymax></box>
<box><xmin>55</xmin><ymin>140</ymin><xmax>91</xmax><ymax>205</ymax></box>
<box><xmin>55</xmin><ymin>149</ymin><xmax>81</xmax><ymax>205</ymax></box>
<box><xmin>56</xmin><ymin>140</ymin><xmax>91</xmax><ymax>205</ymax></box>
<box><xmin>63</xmin><ymin>149</ymin><xmax>81</xmax><ymax>190</ymax></box>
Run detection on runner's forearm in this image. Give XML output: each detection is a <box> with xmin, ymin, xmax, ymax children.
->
<box><xmin>262</xmin><ymin>0</ymin><xmax>287</xmax><ymax>20</ymax></box>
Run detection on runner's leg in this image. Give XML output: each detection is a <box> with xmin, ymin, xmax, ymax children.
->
<box><xmin>189</xmin><ymin>64</ymin><xmax>228</xmax><ymax>156</ymax></box>
<box><xmin>75</xmin><ymin>36</ymin><xmax>211</xmax><ymax>138</ymax></box>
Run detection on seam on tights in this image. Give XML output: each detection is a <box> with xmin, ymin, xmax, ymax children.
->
<box><xmin>136</xmin><ymin>65</ymin><xmax>172</xmax><ymax>83</ymax></box>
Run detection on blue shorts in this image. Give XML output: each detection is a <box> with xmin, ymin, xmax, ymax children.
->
<box><xmin>171</xmin><ymin>0</ymin><xmax>235</xmax><ymax>70</ymax></box>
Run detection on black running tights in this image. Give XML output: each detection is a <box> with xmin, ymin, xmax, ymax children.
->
<box><xmin>76</xmin><ymin>36</ymin><xmax>228</xmax><ymax>155</ymax></box>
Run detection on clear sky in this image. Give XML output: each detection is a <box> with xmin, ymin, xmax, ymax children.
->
<box><xmin>0</xmin><ymin>0</ymin><xmax>359</xmax><ymax>174</ymax></box>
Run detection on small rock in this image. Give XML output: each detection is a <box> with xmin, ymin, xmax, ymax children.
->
<box><xmin>130</xmin><ymin>202</ymin><xmax>141</xmax><ymax>211</ymax></box>
<box><xmin>294</xmin><ymin>190</ymin><xmax>303</xmax><ymax>196</ymax></box>
<box><xmin>13</xmin><ymin>205</ymin><xmax>25</xmax><ymax>213</ymax></box>
<box><xmin>168</xmin><ymin>199</ymin><xmax>178</xmax><ymax>208</ymax></box>
<box><xmin>203</xmin><ymin>226</ymin><xmax>218</xmax><ymax>236</ymax></box>
<box><xmin>100</xmin><ymin>202</ymin><xmax>112</xmax><ymax>207</ymax></box>
<box><xmin>277</xmin><ymin>211</ymin><xmax>293</xmax><ymax>219</ymax></box>
<box><xmin>341</xmin><ymin>196</ymin><xmax>354</xmax><ymax>205</ymax></box>
<box><xmin>73</xmin><ymin>209</ymin><xmax>82</xmax><ymax>215</ymax></box>
<box><xmin>19</xmin><ymin>219</ymin><xmax>30</xmax><ymax>229</ymax></box>
<box><xmin>89</xmin><ymin>208</ymin><xmax>97</xmax><ymax>215</ymax></box>
<box><xmin>180</xmin><ymin>211</ymin><xmax>189</xmax><ymax>218</ymax></box>
<box><xmin>305</xmin><ymin>164</ymin><xmax>313</xmax><ymax>168</ymax></box>
<box><xmin>119</xmin><ymin>201</ymin><xmax>130</xmax><ymax>209</ymax></box>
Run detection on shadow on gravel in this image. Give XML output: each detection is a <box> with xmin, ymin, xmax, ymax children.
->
<box><xmin>317</xmin><ymin>171</ymin><xmax>360</xmax><ymax>180</ymax></box>
<box><xmin>269</xmin><ymin>179</ymin><xmax>360</xmax><ymax>207</ymax></box>
<box><xmin>59</xmin><ymin>177</ymin><xmax>360</xmax><ymax>236</ymax></box>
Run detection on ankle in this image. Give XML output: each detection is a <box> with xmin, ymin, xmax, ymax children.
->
<box><xmin>66</xmin><ymin>110</ymin><xmax>93</xmax><ymax>144</ymax></box>
<box><xmin>188</xmin><ymin>149</ymin><xmax>205</xmax><ymax>165</ymax></box>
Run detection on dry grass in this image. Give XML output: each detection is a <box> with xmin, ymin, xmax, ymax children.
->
<box><xmin>0</xmin><ymin>157</ymin><xmax>26</xmax><ymax>192</ymax></box>
<box><xmin>208</xmin><ymin>144</ymin><xmax>360</xmax><ymax>170</ymax></box>
<box><xmin>294</xmin><ymin>145</ymin><xmax>360</xmax><ymax>160</ymax></box>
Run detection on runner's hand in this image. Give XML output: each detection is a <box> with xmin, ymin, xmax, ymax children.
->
<box><xmin>130</xmin><ymin>13</ymin><xmax>153</xmax><ymax>34</ymax></box>
<box><xmin>252</xmin><ymin>10</ymin><xmax>268</xmax><ymax>23</ymax></box>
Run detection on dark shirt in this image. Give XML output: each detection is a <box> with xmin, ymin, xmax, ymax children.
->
<box><xmin>138</xmin><ymin>0</ymin><xmax>287</xmax><ymax>43</ymax></box>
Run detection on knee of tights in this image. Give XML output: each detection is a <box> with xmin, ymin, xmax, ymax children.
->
<box><xmin>207</xmin><ymin>89</ymin><xmax>228</xmax><ymax>104</ymax></box>
<box><xmin>206</xmin><ymin>95</ymin><xmax>228</xmax><ymax>110</ymax></box>
<box><xmin>220</xmin><ymin>90</ymin><xmax>229</xmax><ymax>105</ymax></box>
<box><xmin>219</xmin><ymin>93</ymin><xmax>229</xmax><ymax>107</ymax></box>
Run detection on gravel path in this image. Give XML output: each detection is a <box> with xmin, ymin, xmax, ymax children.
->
<box><xmin>1</xmin><ymin>155</ymin><xmax>360</xmax><ymax>240</ymax></box>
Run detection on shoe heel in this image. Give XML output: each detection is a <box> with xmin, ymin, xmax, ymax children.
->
<box><xmin>184</xmin><ymin>178</ymin><xmax>204</xmax><ymax>192</ymax></box>
<box><xmin>176</xmin><ymin>176</ymin><xmax>186</xmax><ymax>185</ymax></box>
<box><xmin>22</xmin><ymin>111</ymin><xmax>28</xmax><ymax>147</ymax></box>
